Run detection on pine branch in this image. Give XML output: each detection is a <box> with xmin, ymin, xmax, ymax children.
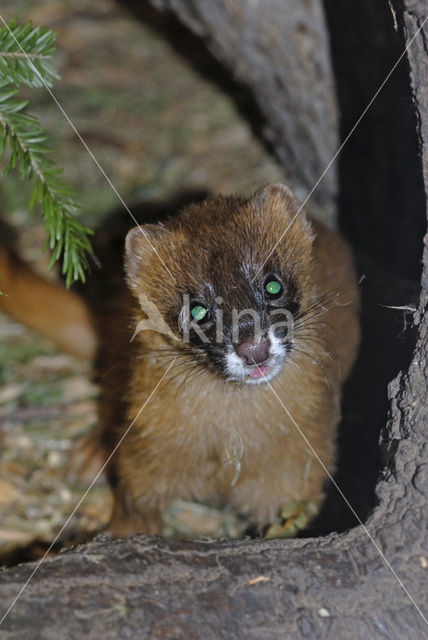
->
<box><xmin>0</xmin><ymin>19</ymin><xmax>93</xmax><ymax>286</ymax></box>
<box><xmin>0</xmin><ymin>18</ymin><xmax>59</xmax><ymax>88</ymax></box>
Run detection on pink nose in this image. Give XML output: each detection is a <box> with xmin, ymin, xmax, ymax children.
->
<box><xmin>236</xmin><ymin>338</ymin><xmax>271</xmax><ymax>365</ymax></box>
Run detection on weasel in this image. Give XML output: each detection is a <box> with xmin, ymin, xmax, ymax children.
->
<box><xmin>0</xmin><ymin>183</ymin><xmax>359</xmax><ymax>537</ymax></box>
<box><xmin>103</xmin><ymin>183</ymin><xmax>360</xmax><ymax>536</ymax></box>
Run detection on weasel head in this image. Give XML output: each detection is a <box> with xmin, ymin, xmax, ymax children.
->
<box><xmin>125</xmin><ymin>184</ymin><xmax>315</xmax><ymax>386</ymax></box>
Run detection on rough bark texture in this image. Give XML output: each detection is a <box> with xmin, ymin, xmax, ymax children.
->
<box><xmin>0</xmin><ymin>1</ymin><xmax>427</xmax><ymax>638</ymax></box>
<box><xmin>147</xmin><ymin>0</ymin><xmax>339</xmax><ymax>225</ymax></box>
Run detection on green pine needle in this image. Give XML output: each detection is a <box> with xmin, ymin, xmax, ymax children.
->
<box><xmin>0</xmin><ymin>18</ymin><xmax>59</xmax><ymax>88</ymax></box>
<box><xmin>0</xmin><ymin>18</ymin><xmax>93</xmax><ymax>287</ymax></box>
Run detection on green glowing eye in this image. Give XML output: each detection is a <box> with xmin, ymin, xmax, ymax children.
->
<box><xmin>191</xmin><ymin>305</ymin><xmax>208</xmax><ymax>321</ymax></box>
<box><xmin>265</xmin><ymin>280</ymin><xmax>282</xmax><ymax>295</ymax></box>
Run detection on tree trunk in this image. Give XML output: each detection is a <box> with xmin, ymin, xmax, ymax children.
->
<box><xmin>137</xmin><ymin>0</ymin><xmax>339</xmax><ymax>225</ymax></box>
<box><xmin>0</xmin><ymin>1</ymin><xmax>427</xmax><ymax>638</ymax></box>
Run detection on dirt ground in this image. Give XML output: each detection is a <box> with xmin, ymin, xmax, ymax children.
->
<box><xmin>0</xmin><ymin>0</ymin><xmax>286</xmax><ymax>558</ymax></box>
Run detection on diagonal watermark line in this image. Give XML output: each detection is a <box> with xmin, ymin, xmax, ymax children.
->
<box><xmin>263</xmin><ymin>374</ymin><xmax>428</xmax><ymax>627</ymax></box>
<box><xmin>0</xmin><ymin>13</ymin><xmax>176</xmax><ymax>284</ymax></box>
<box><xmin>252</xmin><ymin>13</ymin><xmax>428</xmax><ymax>283</ymax></box>
<box><xmin>0</xmin><ymin>357</ymin><xmax>177</xmax><ymax>627</ymax></box>
<box><xmin>1</xmin><ymin>6</ymin><xmax>427</xmax><ymax>628</ymax></box>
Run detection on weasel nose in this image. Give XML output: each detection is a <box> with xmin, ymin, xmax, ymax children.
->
<box><xmin>236</xmin><ymin>338</ymin><xmax>271</xmax><ymax>365</ymax></box>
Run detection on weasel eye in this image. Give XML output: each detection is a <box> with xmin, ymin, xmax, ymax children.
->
<box><xmin>191</xmin><ymin>304</ymin><xmax>208</xmax><ymax>322</ymax></box>
<box><xmin>264</xmin><ymin>278</ymin><xmax>282</xmax><ymax>298</ymax></box>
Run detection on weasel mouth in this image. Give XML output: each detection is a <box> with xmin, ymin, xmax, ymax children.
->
<box><xmin>223</xmin><ymin>332</ymin><xmax>286</xmax><ymax>385</ymax></box>
<box><xmin>242</xmin><ymin>358</ymin><xmax>283</xmax><ymax>385</ymax></box>
<box><xmin>248</xmin><ymin>364</ymin><xmax>269</xmax><ymax>379</ymax></box>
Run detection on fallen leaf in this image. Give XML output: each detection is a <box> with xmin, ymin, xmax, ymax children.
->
<box><xmin>248</xmin><ymin>576</ymin><xmax>270</xmax><ymax>586</ymax></box>
<box><xmin>0</xmin><ymin>384</ymin><xmax>23</xmax><ymax>405</ymax></box>
<box><xmin>0</xmin><ymin>479</ymin><xmax>19</xmax><ymax>505</ymax></box>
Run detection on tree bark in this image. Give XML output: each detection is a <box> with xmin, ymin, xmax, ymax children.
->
<box><xmin>146</xmin><ymin>0</ymin><xmax>339</xmax><ymax>225</ymax></box>
<box><xmin>0</xmin><ymin>1</ymin><xmax>427</xmax><ymax>638</ymax></box>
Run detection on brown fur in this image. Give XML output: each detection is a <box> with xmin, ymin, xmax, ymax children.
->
<box><xmin>107</xmin><ymin>184</ymin><xmax>360</xmax><ymax>536</ymax></box>
<box><xmin>0</xmin><ymin>184</ymin><xmax>360</xmax><ymax>537</ymax></box>
<box><xmin>0</xmin><ymin>241</ymin><xmax>97</xmax><ymax>360</ymax></box>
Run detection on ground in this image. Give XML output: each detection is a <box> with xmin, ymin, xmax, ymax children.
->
<box><xmin>0</xmin><ymin>0</ymin><xmax>285</xmax><ymax>558</ymax></box>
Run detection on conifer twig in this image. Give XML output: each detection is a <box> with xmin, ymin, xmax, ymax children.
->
<box><xmin>0</xmin><ymin>18</ymin><xmax>93</xmax><ymax>286</ymax></box>
<box><xmin>0</xmin><ymin>18</ymin><xmax>59</xmax><ymax>88</ymax></box>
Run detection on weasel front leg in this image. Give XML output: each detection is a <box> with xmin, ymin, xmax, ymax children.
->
<box><xmin>108</xmin><ymin>490</ymin><xmax>162</xmax><ymax>537</ymax></box>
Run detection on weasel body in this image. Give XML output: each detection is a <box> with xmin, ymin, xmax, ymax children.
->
<box><xmin>107</xmin><ymin>183</ymin><xmax>360</xmax><ymax>535</ymax></box>
<box><xmin>0</xmin><ymin>183</ymin><xmax>359</xmax><ymax>537</ymax></box>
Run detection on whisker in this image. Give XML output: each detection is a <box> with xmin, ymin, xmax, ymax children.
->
<box><xmin>291</xmin><ymin>346</ymin><xmax>338</xmax><ymax>398</ymax></box>
<box><xmin>293</xmin><ymin>317</ymin><xmax>338</xmax><ymax>337</ymax></box>
<box><xmin>295</xmin><ymin>280</ymin><xmax>356</xmax><ymax>322</ymax></box>
<box><xmin>183</xmin><ymin>366</ymin><xmax>207</xmax><ymax>386</ymax></box>
<box><xmin>292</xmin><ymin>328</ymin><xmax>336</xmax><ymax>350</ymax></box>
<box><xmin>168</xmin><ymin>361</ymin><xmax>205</xmax><ymax>384</ymax></box>
<box><xmin>289</xmin><ymin>333</ymin><xmax>337</xmax><ymax>362</ymax></box>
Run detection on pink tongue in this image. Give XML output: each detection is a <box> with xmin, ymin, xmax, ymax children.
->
<box><xmin>249</xmin><ymin>365</ymin><xmax>268</xmax><ymax>379</ymax></box>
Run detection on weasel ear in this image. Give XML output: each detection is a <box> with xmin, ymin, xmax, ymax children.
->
<box><xmin>125</xmin><ymin>224</ymin><xmax>169</xmax><ymax>282</ymax></box>
<box><xmin>251</xmin><ymin>183</ymin><xmax>312</xmax><ymax>233</ymax></box>
<box><xmin>252</xmin><ymin>183</ymin><xmax>299</xmax><ymax>210</ymax></box>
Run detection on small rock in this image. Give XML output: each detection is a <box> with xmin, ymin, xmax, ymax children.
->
<box><xmin>0</xmin><ymin>384</ymin><xmax>23</xmax><ymax>405</ymax></box>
